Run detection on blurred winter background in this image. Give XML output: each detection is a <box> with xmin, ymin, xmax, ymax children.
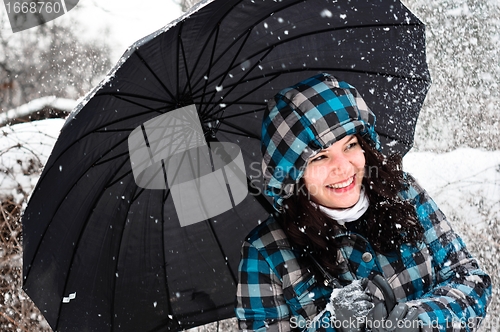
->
<box><xmin>0</xmin><ymin>0</ymin><xmax>499</xmax><ymax>331</ymax></box>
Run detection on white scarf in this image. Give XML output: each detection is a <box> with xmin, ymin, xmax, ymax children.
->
<box><xmin>312</xmin><ymin>188</ymin><xmax>369</xmax><ymax>225</ymax></box>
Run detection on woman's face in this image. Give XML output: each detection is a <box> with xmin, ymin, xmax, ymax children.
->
<box><xmin>302</xmin><ymin>135</ymin><xmax>365</xmax><ymax>209</ymax></box>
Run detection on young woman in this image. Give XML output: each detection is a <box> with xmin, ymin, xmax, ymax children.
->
<box><xmin>235</xmin><ymin>73</ymin><xmax>491</xmax><ymax>331</ymax></box>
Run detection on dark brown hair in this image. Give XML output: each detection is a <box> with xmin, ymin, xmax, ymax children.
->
<box><xmin>278</xmin><ymin>134</ymin><xmax>424</xmax><ymax>278</ymax></box>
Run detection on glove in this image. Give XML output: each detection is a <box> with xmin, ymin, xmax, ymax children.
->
<box><xmin>328</xmin><ymin>279</ymin><xmax>373</xmax><ymax>332</ymax></box>
<box><xmin>366</xmin><ymin>302</ymin><xmax>420</xmax><ymax>332</ymax></box>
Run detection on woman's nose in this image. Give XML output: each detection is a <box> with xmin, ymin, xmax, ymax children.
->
<box><xmin>327</xmin><ymin>155</ymin><xmax>350</xmax><ymax>175</ymax></box>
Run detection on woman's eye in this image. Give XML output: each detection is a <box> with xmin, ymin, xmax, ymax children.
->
<box><xmin>346</xmin><ymin>142</ymin><xmax>358</xmax><ymax>150</ymax></box>
<box><xmin>311</xmin><ymin>155</ymin><xmax>326</xmax><ymax>162</ymax></box>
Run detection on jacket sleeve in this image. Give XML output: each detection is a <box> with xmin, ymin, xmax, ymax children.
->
<box><xmin>403</xmin><ymin>174</ymin><xmax>492</xmax><ymax>332</ymax></box>
<box><xmin>235</xmin><ymin>239</ymin><xmax>338</xmax><ymax>332</ymax></box>
<box><xmin>235</xmin><ymin>239</ymin><xmax>292</xmax><ymax>332</ymax></box>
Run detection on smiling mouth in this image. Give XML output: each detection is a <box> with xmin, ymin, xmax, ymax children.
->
<box><xmin>326</xmin><ymin>176</ymin><xmax>355</xmax><ymax>189</ymax></box>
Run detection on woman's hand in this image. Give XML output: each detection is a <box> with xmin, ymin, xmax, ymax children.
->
<box><xmin>366</xmin><ymin>302</ymin><xmax>420</xmax><ymax>332</ymax></box>
<box><xmin>364</xmin><ymin>274</ymin><xmax>420</xmax><ymax>331</ymax></box>
<box><xmin>327</xmin><ymin>279</ymin><xmax>373</xmax><ymax>332</ymax></box>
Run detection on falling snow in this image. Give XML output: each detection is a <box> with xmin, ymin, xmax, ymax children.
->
<box><xmin>0</xmin><ymin>0</ymin><xmax>499</xmax><ymax>330</ymax></box>
<box><xmin>320</xmin><ymin>9</ymin><xmax>333</xmax><ymax>18</ymax></box>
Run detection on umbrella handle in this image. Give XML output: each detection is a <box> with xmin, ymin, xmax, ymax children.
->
<box><xmin>371</xmin><ymin>274</ymin><xmax>397</xmax><ymax>312</ymax></box>
<box><xmin>308</xmin><ymin>252</ymin><xmax>397</xmax><ymax>312</ymax></box>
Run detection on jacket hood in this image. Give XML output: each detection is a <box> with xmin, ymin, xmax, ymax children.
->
<box><xmin>261</xmin><ymin>73</ymin><xmax>380</xmax><ymax>209</ymax></box>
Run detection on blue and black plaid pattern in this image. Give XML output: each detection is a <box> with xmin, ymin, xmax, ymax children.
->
<box><xmin>261</xmin><ymin>73</ymin><xmax>380</xmax><ymax>209</ymax></box>
<box><xmin>235</xmin><ymin>174</ymin><xmax>492</xmax><ymax>332</ymax></box>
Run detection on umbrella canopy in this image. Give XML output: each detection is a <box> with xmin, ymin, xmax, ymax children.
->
<box><xmin>22</xmin><ymin>0</ymin><xmax>430</xmax><ymax>331</ymax></box>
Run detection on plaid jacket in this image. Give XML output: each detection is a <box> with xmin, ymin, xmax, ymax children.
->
<box><xmin>235</xmin><ymin>174</ymin><xmax>492</xmax><ymax>331</ymax></box>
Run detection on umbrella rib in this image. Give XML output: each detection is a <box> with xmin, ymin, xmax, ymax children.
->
<box><xmin>198</xmin><ymin>139</ymin><xmax>236</xmax><ymax>289</ymax></box>
<box><xmin>198</xmin><ymin>65</ymin><xmax>428</xmax><ymax>116</ymax></box>
<box><xmin>105</xmin><ymin>167</ymin><xmax>135</xmax><ymax>191</ymax></box>
<box><xmin>178</xmin><ymin>32</ymin><xmax>196</xmax><ymax>105</ymax></box>
<box><xmin>204</xmin><ymin>216</ymin><xmax>239</xmax><ymax>285</ymax></box>
<box><xmin>208</xmin><ymin>72</ymin><xmax>279</xmax><ymax>119</ymax></box>
<box><xmin>161</xmin><ymin>160</ymin><xmax>168</xmax><ymax>192</ymax></box>
<box><xmin>130</xmin><ymin>186</ymin><xmax>146</xmax><ymax>203</ymax></box>
<box><xmin>23</xmin><ymin>133</ymin><xmax>134</xmax><ymax>278</ymax></box>
<box><xmin>125</xmin><ymin>125</ymin><xmax>204</xmax><ymax>198</ymax></box>
<box><xmin>202</xmin><ymin>137</ymin><xmax>275</xmax><ymax>288</ymax></box>
<box><xmin>184</xmin><ymin>0</ymin><xmax>246</xmax><ymax>93</ymax></box>
<box><xmin>199</xmin><ymin>46</ymin><xmax>277</xmax><ymax>119</ymax></box>
<box><xmin>35</xmin><ymin>105</ymin><xmax>168</xmax><ymax>185</ymax></box>
<box><xmin>252</xmin><ymin>66</ymin><xmax>427</xmax><ymax>82</ymax></box>
<box><xmin>176</xmin><ymin>18</ymin><xmax>226</xmax><ymax>116</ymax></box>
<box><xmin>159</xmin><ymin>181</ymin><xmax>176</xmax><ymax>326</ymax></box>
<box><xmin>176</xmin><ymin>21</ymin><xmax>182</xmax><ymax>100</ymax></box>
<box><xmin>214</xmin><ymin>108</ymin><xmax>266</xmax><ymax>121</ymax></box>
<box><xmin>51</xmin><ymin>155</ymin><xmax>132</xmax><ymax>331</ymax></box>
<box><xmin>162</xmin><ymin>187</ymin><xmax>171</xmax><ymax>204</ymax></box>
<box><xmin>94</xmin><ymin>128</ymin><xmax>136</xmax><ymax>133</ymax></box>
<box><xmin>196</xmin><ymin>67</ymin><xmax>429</xmax><ymax>99</ymax></box>
<box><xmin>212</xmin><ymin>127</ymin><xmax>258</xmax><ymax>140</ymax></box>
<box><xmin>126</xmin><ymin>163</ymin><xmax>165</xmax><ymax>202</ymax></box>
<box><xmin>191</xmin><ymin>37</ymin><xmax>275</xmax><ymax>107</ymax></box>
<box><xmin>93</xmin><ymin>134</ymin><xmax>141</xmax><ymax>191</ymax></box>
<box><xmin>213</xmin><ymin>121</ymin><xmax>261</xmax><ymax>140</ymax></box>
<box><xmin>126</xmin><ymin>168</ymin><xmax>176</xmax><ymax>323</ymax></box>
<box><xmin>94</xmin><ymin>151</ymin><xmax>130</xmax><ymax>166</ymax></box>
<box><xmin>90</xmin><ymin>94</ymin><xmax>178</xmax><ymax>127</ymax></box>
<box><xmin>106</xmin><ymin>155</ymin><xmax>162</xmax><ymax>194</ymax></box>
<box><xmin>134</xmin><ymin>50</ymin><xmax>177</xmax><ymax>100</ymax></box>
<box><xmin>212</xmin><ymin>27</ymin><xmax>253</xmax><ymax>97</ymax></box>
<box><xmin>195</xmin><ymin>23</ymin><xmax>220</xmax><ymax>117</ymax></box>
<box><xmin>109</xmin><ymin>165</ymin><xmax>138</xmax><ymax>332</ymax></box>
<box><xmin>188</xmin><ymin>0</ymin><xmax>306</xmax><ymax>90</ymax></box>
<box><xmin>193</xmin><ymin>21</ymin><xmax>426</xmax><ymax>98</ymax></box>
<box><xmin>289</xmin><ymin>65</ymin><xmax>428</xmax><ymax>81</ymax></box>
<box><xmin>199</xmin><ymin>28</ymin><xmax>253</xmax><ymax>119</ymax></box>
<box><xmin>108</xmin><ymin>173</ymin><xmax>172</xmax><ymax>331</ymax></box>
<box><xmin>177</xmin><ymin>19</ymin><xmax>197</xmax><ymax>98</ymax></box>
<box><xmin>96</xmin><ymin>91</ymin><xmax>173</xmax><ymax>105</ymax></box>
<box><xmin>90</xmin><ymin>108</ymin><xmax>164</xmax><ymax>131</ymax></box>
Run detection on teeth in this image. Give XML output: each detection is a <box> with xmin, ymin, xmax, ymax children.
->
<box><xmin>327</xmin><ymin>176</ymin><xmax>354</xmax><ymax>189</ymax></box>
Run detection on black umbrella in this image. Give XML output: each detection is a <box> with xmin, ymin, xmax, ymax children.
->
<box><xmin>22</xmin><ymin>0</ymin><xmax>430</xmax><ymax>330</ymax></box>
